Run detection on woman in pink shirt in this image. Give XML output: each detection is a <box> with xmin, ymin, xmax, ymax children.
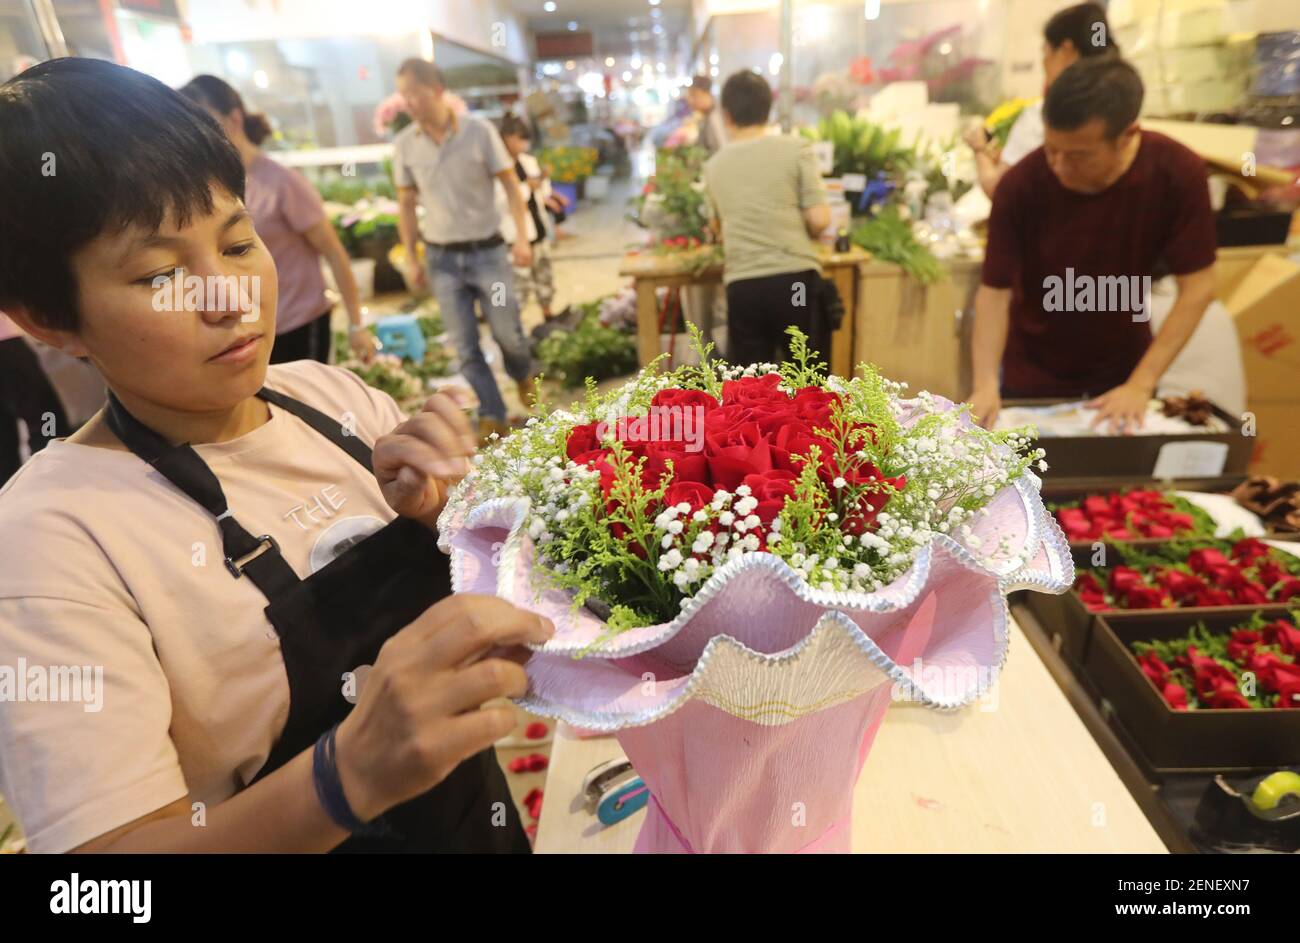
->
<box><xmin>181</xmin><ymin>76</ymin><xmax>375</xmax><ymax>364</ymax></box>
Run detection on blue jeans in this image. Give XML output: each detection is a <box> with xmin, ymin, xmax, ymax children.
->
<box><xmin>425</xmin><ymin>243</ymin><xmax>534</xmax><ymax>423</ymax></box>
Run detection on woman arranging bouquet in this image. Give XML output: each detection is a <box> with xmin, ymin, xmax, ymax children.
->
<box><xmin>0</xmin><ymin>59</ymin><xmax>548</xmax><ymax>853</ymax></box>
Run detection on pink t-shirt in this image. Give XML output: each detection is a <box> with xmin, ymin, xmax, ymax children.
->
<box><xmin>0</xmin><ymin>362</ymin><xmax>407</xmax><ymax>852</ymax></box>
<box><xmin>245</xmin><ymin>154</ymin><xmax>330</xmax><ymax>335</ymax></box>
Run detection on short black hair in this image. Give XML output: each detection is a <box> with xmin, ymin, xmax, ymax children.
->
<box><xmin>689</xmin><ymin>75</ymin><xmax>712</xmax><ymax>94</ymax></box>
<box><xmin>1043</xmin><ymin>56</ymin><xmax>1144</xmax><ymax>139</ymax></box>
<box><xmin>1044</xmin><ymin>2</ymin><xmax>1120</xmax><ymax>58</ymax></box>
<box><xmin>180</xmin><ymin>74</ymin><xmax>274</xmax><ymax>146</ymax></box>
<box><xmin>397</xmin><ymin>58</ymin><xmax>446</xmax><ymax>88</ymax></box>
<box><xmin>499</xmin><ymin>114</ymin><xmax>530</xmax><ymax>139</ymax></box>
<box><xmin>720</xmin><ymin>71</ymin><xmax>772</xmax><ymax>128</ymax></box>
<box><xmin>0</xmin><ymin>58</ymin><xmax>245</xmax><ymax>332</ymax></box>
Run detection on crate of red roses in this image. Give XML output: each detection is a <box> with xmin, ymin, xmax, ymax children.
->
<box><xmin>1085</xmin><ymin>610</ymin><xmax>1300</xmax><ymax>772</ymax></box>
<box><xmin>1049</xmin><ymin>488</ymin><xmax>1220</xmax><ymax>546</ymax></box>
<box><xmin>1022</xmin><ymin>535</ymin><xmax>1300</xmax><ymax>664</ymax></box>
<box><xmin>1047</xmin><ymin>481</ymin><xmax>1300</xmax><ymax>550</ymax></box>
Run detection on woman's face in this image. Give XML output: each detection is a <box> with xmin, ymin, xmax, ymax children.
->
<box><xmin>65</xmin><ymin>185</ymin><xmax>278</xmax><ymax>414</ymax></box>
<box><xmin>1042</xmin><ymin>40</ymin><xmax>1080</xmax><ymax>88</ymax></box>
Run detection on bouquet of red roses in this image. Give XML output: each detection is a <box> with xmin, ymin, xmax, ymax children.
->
<box><xmin>1051</xmin><ymin>489</ymin><xmax>1215</xmax><ymax>543</ymax></box>
<box><xmin>1134</xmin><ymin>614</ymin><xmax>1300</xmax><ymax>710</ymax></box>
<box><xmin>438</xmin><ymin>328</ymin><xmax>1072</xmax><ymax>853</ymax></box>
<box><xmin>1077</xmin><ymin>537</ymin><xmax>1300</xmax><ymax>611</ymax></box>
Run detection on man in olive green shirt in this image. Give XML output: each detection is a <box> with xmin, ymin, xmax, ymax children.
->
<box><xmin>704</xmin><ymin>71</ymin><xmax>830</xmax><ymax>366</ymax></box>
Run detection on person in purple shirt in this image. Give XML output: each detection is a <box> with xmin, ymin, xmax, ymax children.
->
<box><xmin>181</xmin><ymin>76</ymin><xmax>375</xmax><ymax>365</ymax></box>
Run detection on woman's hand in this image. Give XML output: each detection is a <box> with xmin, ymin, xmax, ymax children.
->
<box><xmin>334</xmin><ymin>595</ymin><xmax>555</xmax><ymax>822</ymax></box>
<box><xmin>349</xmin><ymin>329</ymin><xmax>378</xmax><ymax>364</ymax></box>
<box><xmin>962</xmin><ymin>121</ymin><xmax>989</xmax><ymax>154</ymax></box>
<box><xmin>372</xmin><ymin>389</ymin><xmax>477</xmax><ymax>527</ymax></box>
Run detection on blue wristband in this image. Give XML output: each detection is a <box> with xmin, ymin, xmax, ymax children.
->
<box><xmin>312</xmin><ymin>724</ymin><xmax>395</xmax><ymax>838</ymax></box>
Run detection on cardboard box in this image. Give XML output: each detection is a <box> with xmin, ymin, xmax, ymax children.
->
<box><xmin>1085</xmin><ymin>610</ymin><xmax>1300</xmax><ymax>773</ymax></box>
<box><xmin>1246</xmin><ymin>400</ymin><xmax>1300</xmax><ymax>477</ymax></box>
<box><xmin>1224</xmin><ymin>255</ymin><xmax>1300</xmax><ymax>477</ymax></box>
<box><xmin>1225</xmin><ymin>254</ymin><xmax>1300</xmax><ymax>400</ymax></box>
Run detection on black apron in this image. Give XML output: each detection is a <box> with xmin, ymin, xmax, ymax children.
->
<box><xmin>105</xmin><ymin>387</ymin><xmax>529</xmax><ymax>854</ymax></box>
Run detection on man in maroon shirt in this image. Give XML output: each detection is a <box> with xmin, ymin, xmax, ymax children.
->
<box><xmin>970</xmin><ymin>57</ymin><xmax>1218</xmax><ymax>432</ymax></box>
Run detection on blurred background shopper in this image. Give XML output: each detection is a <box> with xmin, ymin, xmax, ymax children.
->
<box><xmin>705</xmin><ymin>71</ymin><xmax>831</xmax><ymax>366</ymax></box>
<box><xmin>392</xmin><ymin>58</ymin><xmax>537</xmax><ymax>442</ymax></box>
<box><xmin>181</xmin><ymin>75</ymin><xmax>374</xmax><ymax>365</ymax></box>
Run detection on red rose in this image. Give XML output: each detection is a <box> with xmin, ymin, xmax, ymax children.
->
<box><xmin>1187</xmin><ymin>548</ymin><xmax>1230</xmax><ymax>574</ymax></box>
<box><xmin>1256</xmin><ymin>560</ymin><xmax>1287</xmax><ymax>588</ymax></box>
<box><xmin>1205</xmin><ymin>563</ymin><xmax>1247</xmax><ymax>590</ymax></box>
<box><xmin>1123</xmin><ymin>585</ymin><xmax>1167</xmax><ymax>609</ymax></box>
<box><xmin>1079</xmin><ymin>589</ymin><xmax>1108</xmax><ymax>610</ymax></box>
<box><xmin>1227</xmin><ymin>630</ymin><xmax>1262</xmax><ymax>664</ymax></box>
<box><xmin>1144</xmin><ymin>523</ymin><xmax>1174</xmax><ymax>539</ymax></box>
<box><xmin>1192</xmin><ymin>588</ymin><xmax>1235</xmax><ymax>607</ymax></box>
<box><xmin>740</xmin><ymin>469</ymin><xmax>798</xmax><ymax>524</ymax></box>
<box><xmin>1276</xmin><ymin>672</ymin><xmax>1300</xmax><ymax>709</ymax></box>
<box><xmin>1231</xmin><ymin>537</ymin><xmax>1273</xmax><ymax>565</ymax></box>
<box><xmin>1206</xmin><ymin>689</ymin><xmax>1252</xmax><ymax>709</ymax></box>
<box><xmin>640</xmin><ymin>441</ymin><xmax>710</xmax><ymax>488</ymax></box>
<box><xmin>770</xmin><ymin>423</ymin><xmax>836</xmax><ymax>475</ymax></box>
<box><xmin>1245</xmin><ymin>651</ymin><xmax>1288</xmax><ymax>692</ymax></box>
<box><xmin>1162</xmin><ymin>682</ymin><xmax>1189</xmax><ymax>710</ymax></box>
<box><xmin>1272</xmin><ymin>577</ymin><xmax>1300</xmax><ymax>602</ymax></box>
<box><xmin>704</xmin><ymin>421</ymin><xmax>773</xmax><ymax>491</ymax></box>
<box><xmin>1232</xmin><ymin>583</ymin><xmax>1270</xmax><ymax>605</ymax></box>
<box><xmin>566</xmin><ymin>422</ymin><xmax>603</xmax><ymax>461</ymax></box>
<box><xmin>650</xmin><ymin>387</ymin><xmax>721</xmax><ymax>415</ymax></box>
<box><xmin>1164</xmin><ymin>511</ymin><xmax>1195</xmax><ymax>531</ymax></box>
<box><xmin>1107</xmin><ymin>566</ymin><xmax>1144</xmax><ymax>595</ymax></box>
<box><xmin>832</xmin><ymin>464</ymin><xmax>905</xmax><ymax>535</ymax></box>
<box><xmin>663</xmin><ymin>481</ymin><xmax>715</xmax><ymax>516</ymax></box>
<box><xmin>791</xmin><ymin>387</ymin><xmax>843</xmax><ymax>428</ymax></box>
<box><xmin>749</xmin><ymin>404</ymin><xmax>803</xmax><ymax>437</ymax></box>
<box><xmin>1156</xmin><ymin>569</ymin><xmax>1204</xmax><ymax>601</ymax></box>
<box><xmin>1262</xmin><ymin>619</ymin><xmax>1300</xmax><ymax>656</ymax></box>
<box><xmin>720</xmin><ymin>374</ymin><xmax>786</xmax><ymax>406</ymax></box>
<box><xmin>1138</xmin><ymin>651</ymin><xmax>1170</xmax><ymax>687</ymax></box>
<box><xmin>1190</xmin><ymin>659</ymin><xmax>1239</xmax><ymax>700</ymax></box>
<box><xmin>1082</xmin><ymin>496</ymin><xmax>1111</xmax><ymax>518</ymax></box>
<box><xmin>1056</xmin><ymin>508</ymin><xmax>1093</xmax><ymax>540</ymax></box>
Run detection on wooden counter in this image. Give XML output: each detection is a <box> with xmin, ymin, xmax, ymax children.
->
<box><xmin>533</xmin><ymin>615</ymin><xmax>1167</xmax><ymax>853</ymax></box>
<box><xmin>619</xmin><ymin>245</ymin><xmax>871</xmax><ymax>378</ymax></box>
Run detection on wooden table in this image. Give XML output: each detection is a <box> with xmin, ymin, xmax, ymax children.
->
<box><xmin>619</xmin><ymin>246</ymin><xmax>872</xmax><ymax>378</ymax></box>
<box><xmin>533</xmin><ymin>615</ymin><xmax>1167</xmax><ymax>853</ymax></box>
